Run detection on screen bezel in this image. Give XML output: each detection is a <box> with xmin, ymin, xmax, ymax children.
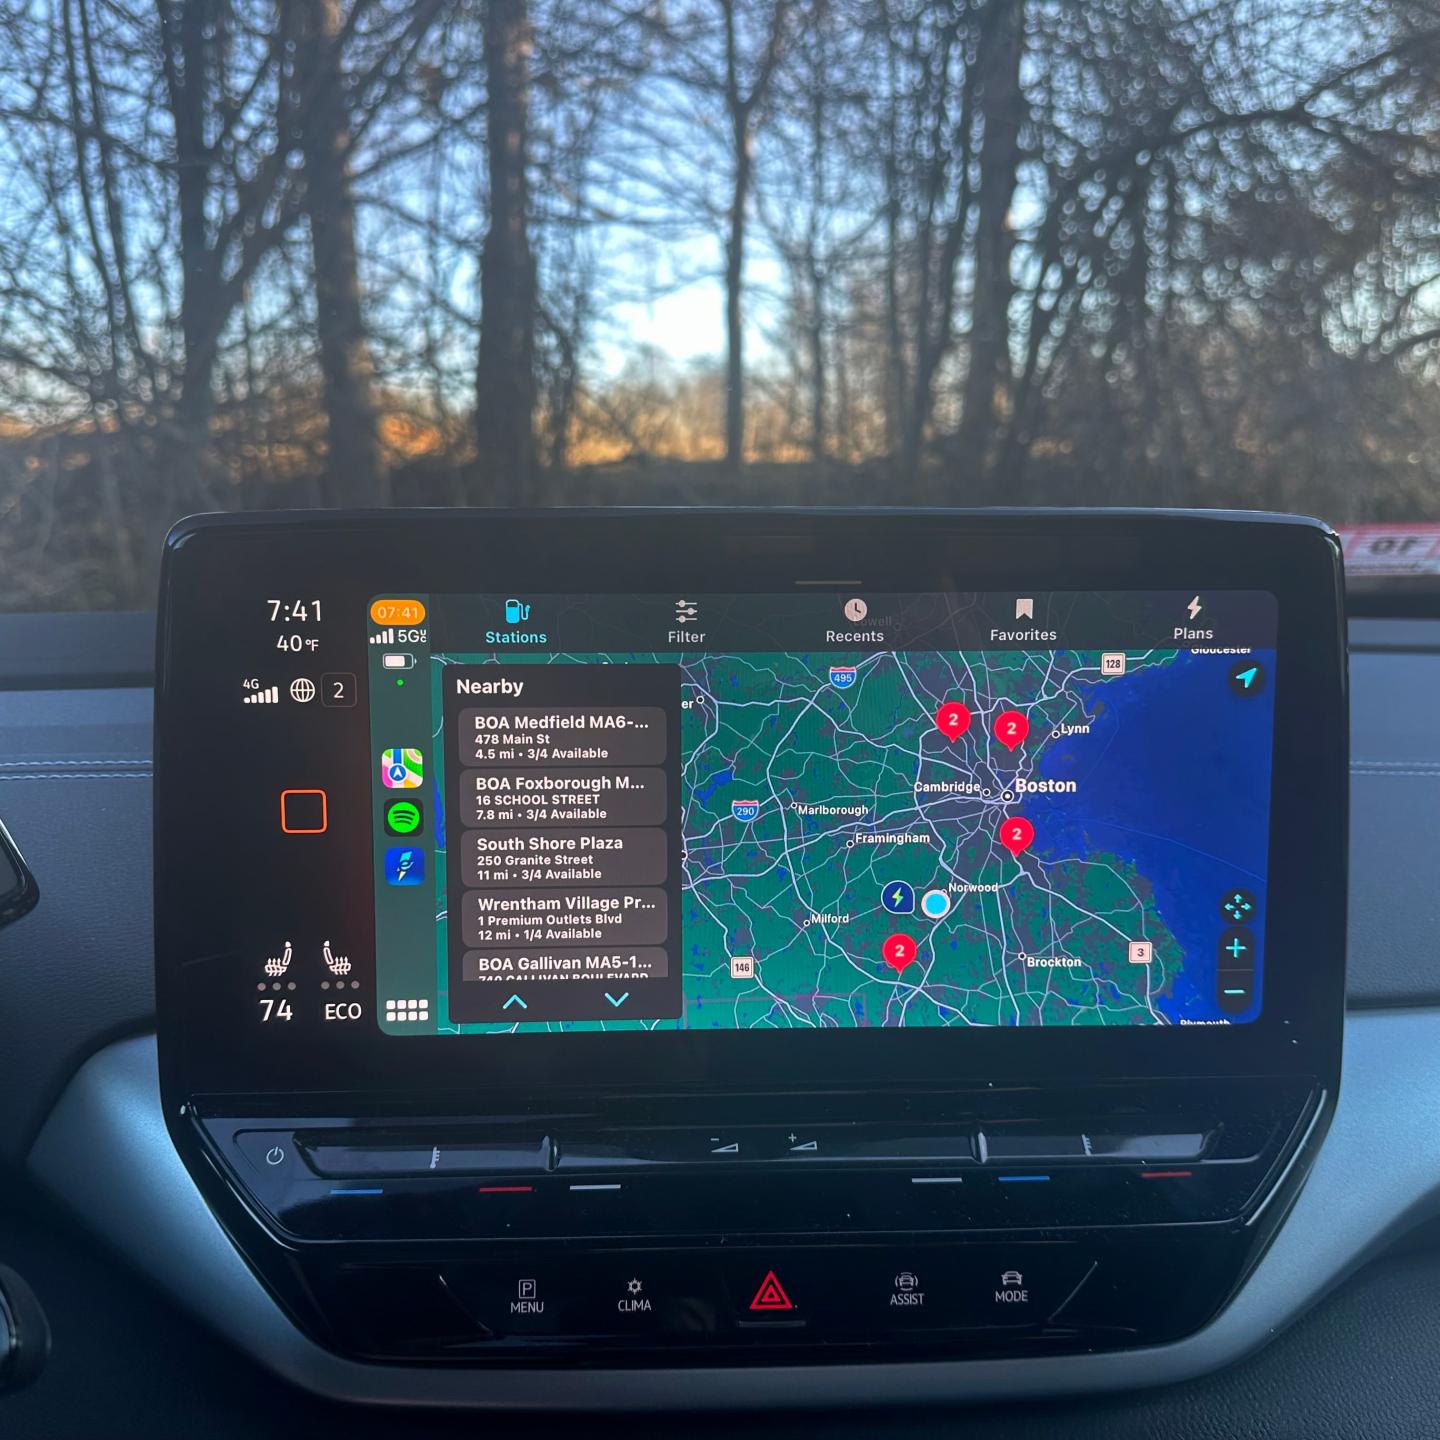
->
<box><xmin>155</xmin><ymin>508</ymin><xmax>1347</xmax><ymax>1110</ymax></box>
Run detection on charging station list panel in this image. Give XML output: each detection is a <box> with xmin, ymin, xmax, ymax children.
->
<box><xmin>442</xmin><ymin>664</ymin><xmax>683</xmax><ymax>1025</ymax></box>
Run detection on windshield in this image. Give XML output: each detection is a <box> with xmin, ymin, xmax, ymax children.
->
<box><xmin>1</xmin><ymin>0</ymin><xmax>1437</xmax><ymax>610</ymax></box>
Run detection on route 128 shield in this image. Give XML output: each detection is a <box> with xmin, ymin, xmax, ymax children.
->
<box><xmin>829</xmin><ymin>666</ymin><xmax>857</xmax><ymax>689</ymax></box>
<box><xmin>731</xmin><ymin>799</ymin><xmax>760</xmax><ymax>822</ymax></box>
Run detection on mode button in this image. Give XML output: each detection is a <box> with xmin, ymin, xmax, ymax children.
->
<box><xmin>955</xmin><ymin>1247</ymin><xmax>1095</xmax><ymax>1329</ymax></box>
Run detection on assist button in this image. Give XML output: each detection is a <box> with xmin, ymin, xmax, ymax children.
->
<box><xmin>826</xmin><ymin>1253</ymin><xmax>957</xmax><ymax>1332</ymax></box>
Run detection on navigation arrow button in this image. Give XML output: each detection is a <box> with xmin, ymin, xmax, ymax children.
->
<box><xmin>1228</xmin><ymin>659</ymin><xmax>1268</xmax><ymax>697</ymax></box>
<box><xmin>503</xmin><ymin>994</ymin><xmax>528</xmax><ymax>1011</ymax></box>
<box><xmin>604</xmin><ymin>992</ymin><xmax>630</xmax><ymax>1008</ymax></box>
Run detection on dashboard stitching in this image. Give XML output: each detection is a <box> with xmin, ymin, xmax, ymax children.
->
<box><xmin>0</xmin><ymin>758</ymin><xmax>153</xmax><ymax>768</ymax></box>
<box><xmin>0</xmin><ymin>772</ymin><xmax>151</xmax><ymax>782</ymax></box>
<box><xmin>1350</xmin><ymin>758</ymin><xmax>1440</xmax><ymax>767</ymax></box>
<box><xmin>1350</xmin><ymin>767</ymin><xmax>1440</xmax><ymax>777</ymax></box>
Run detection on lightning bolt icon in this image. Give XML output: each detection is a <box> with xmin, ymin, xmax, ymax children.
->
<box><xmin>889</xmin><ymin>887</ymin><xmax>902</xmax><ymax>907</ymax></box>
<box><xmin>1186</xmin><ymin>595</ymin><xmax>1202</xmax><ymax>620</ymax></box>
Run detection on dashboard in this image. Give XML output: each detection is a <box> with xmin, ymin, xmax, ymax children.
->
<box><xmin>61</xmin><ymin>506</ymin><xmax>1344</xmax><ymax>1405</ymax></box>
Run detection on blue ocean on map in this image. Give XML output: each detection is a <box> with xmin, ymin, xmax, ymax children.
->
<box><xmin>1031</xmin><ymin>650</ymin><xmax>1276</xmax><ymax>1022</ymax></box>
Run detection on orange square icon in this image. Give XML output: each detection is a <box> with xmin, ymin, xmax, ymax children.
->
<box><xmin>280</xmin><ymin>788</ymin><xmax>328</xmax><ymax>834</ymax></box>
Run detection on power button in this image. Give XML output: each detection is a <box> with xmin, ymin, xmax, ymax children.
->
<box><xmin>234</xmin><ymin>1131</ymin><xmax>299</xmax><ymax>1179</ymax></box>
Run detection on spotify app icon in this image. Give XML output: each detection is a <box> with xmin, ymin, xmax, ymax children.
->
<box><xmin>384</xmin><ymin>799</ymin><xmax>424</xmax><ymax>837</ymax></box>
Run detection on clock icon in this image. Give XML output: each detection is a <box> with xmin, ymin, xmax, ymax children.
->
<box><xmin>843</xmin><ymin>597</ymin><xmax>868</xmax><ymax>622</ymax></box>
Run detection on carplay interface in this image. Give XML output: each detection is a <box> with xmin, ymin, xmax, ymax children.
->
<box><xmin>368</xmin><ymin>591</ymin><xmax>1277</xmax><ymax>1034</ymax></box>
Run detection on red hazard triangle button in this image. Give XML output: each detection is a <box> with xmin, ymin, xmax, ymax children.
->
<box><xmin>748</xmin><ymin>1270</ymin><xmax>795</xmax><ymax>1312</ymax></box>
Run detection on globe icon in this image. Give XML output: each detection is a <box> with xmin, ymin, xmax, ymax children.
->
<box><xmin>290</xmin><ymin>678</ymin><xmax>316</xmax><ymax>704</ymax></box>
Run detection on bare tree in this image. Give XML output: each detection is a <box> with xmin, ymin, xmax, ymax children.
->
<box><xmin>865</xmin><ymin>0</ymin><xmax>1033</xmax><ymax>482</ymax></box>
<box><xmin>759</xmin><ymin>0</ymin><xmax>876</xmax><ymax>461</ymax></box>
<box><xmin>717</xmin><ymin>1</ymin><xmax>796</xmax><ymax>468</ymax></box>
<box><xmin>476</xmin><ymin>0</ymin><xmax>537</xmax><ymax>502</ymax></box>
<box><xmin>293</xmin><ymin>0</ymin><xmax>386</xmax><ymax>506</ymax></box>
<box><xmin>607</xmin><ymin>0</ymin><xmax>801</xmax><ymax>469</ymax></box>
<box><xmin>951</xmin><ymin>0</ymin><xmax>1023</xmax><ymax>473</ymax></box>
<box><xmin>157</xmin><ymin>1</ymin><xmax>307</xmax><ymax>446</ymax></box>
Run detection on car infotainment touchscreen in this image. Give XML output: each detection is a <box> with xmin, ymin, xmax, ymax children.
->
<box><xmin>370</xmin><ymin>591</ymin><xmax>1276</xmax><ymax>1034</ymax></box>
<box><xmin>154</xmin><ymin>509</ymin><xmax>1346</xmax><ymax>1105</ymax></box>
<box><xmin>151</xmin><ymin>510</ymin><xmax>1347</xmax><ymax>1381</ymax></box>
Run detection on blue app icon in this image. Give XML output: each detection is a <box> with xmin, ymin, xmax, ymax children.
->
<box><xmin>880</xmin><ymin>881</ymin><xmax>916</xmax><ymax>915</ymax></box>
<box><xmin>384</xmin><ymin>846</ymin><xmax>425</xmax><ymax>886</ymax></box>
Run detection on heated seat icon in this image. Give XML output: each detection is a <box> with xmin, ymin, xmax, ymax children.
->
<box><xmin>748</xmin><ymin>1270</ymin><xmax>795</xmax><ymax>1312</ymax></box>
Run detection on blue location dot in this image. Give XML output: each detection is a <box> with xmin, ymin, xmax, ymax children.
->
<box><xmin>920</xmin><ymin>888</ymin><xmax>952</xmax><ymax>921</ymax></box>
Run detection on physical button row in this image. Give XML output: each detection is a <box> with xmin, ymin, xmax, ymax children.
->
<box><xmin>267</xmin><ymin>1125</ymin><xmax>1211</xmax><ymax>1179</ymax></box>
<box><xmin>437</xmin><ymin>1244</ymin><xmax>1097</xmax><ymax>1342</ymax></box>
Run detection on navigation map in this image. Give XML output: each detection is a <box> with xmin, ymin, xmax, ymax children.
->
<box><xmin>432</xmin><ymin>643</ymin><xmax>1274</xmax><ymax>1031</ymax></box>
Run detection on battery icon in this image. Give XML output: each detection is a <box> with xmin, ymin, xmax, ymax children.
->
<box><xmin>382</xmin><ymin>652</ymin><xmax>415</xmax><ymax>671</ymax></box>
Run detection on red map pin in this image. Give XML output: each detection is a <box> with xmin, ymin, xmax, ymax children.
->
<box><xmin>993</xmin><ymin>708</ymin><xmax>1030</xmax><ymax>752</ymax></box>
<box><xmin>1000</xmin><ymin>816</ymin><xmax>1035</xmax><ymax>857</ymax></box>
<box><xmin>882</xmin><ymin>933</ymin><xmax>919</xmax><ymax>974</ymax></box>
<box><xmin>935</xmin><ymin>701</ymin><xmax>972</xmax><ymax>741</ymax></box>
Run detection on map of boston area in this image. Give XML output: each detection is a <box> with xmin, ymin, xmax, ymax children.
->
<box><xmin>368</xmin><ymin>593</ymin><xmax>1277</xmax><ymax>1035</ymax></box>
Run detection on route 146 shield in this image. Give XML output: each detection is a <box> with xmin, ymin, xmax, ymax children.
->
<box><xmin>731</xmin><ymin>799</ymin><xmax>760</xmax><ymax>822</ymax></box>
<box><xmin>829</xmin><ymin>666</ymin><xmax>857</xmax><ymax>689</ymax></box>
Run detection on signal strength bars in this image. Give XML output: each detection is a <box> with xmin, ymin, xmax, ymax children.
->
<box><xmin>244</xmin><ymin>685</ymin><xmax>279</xmax><ymax>705</ymax></box>
<box><xmin>370</xmin><ymin>627</ymin><xmax>395</xmax><ymax>645</ymax></box>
